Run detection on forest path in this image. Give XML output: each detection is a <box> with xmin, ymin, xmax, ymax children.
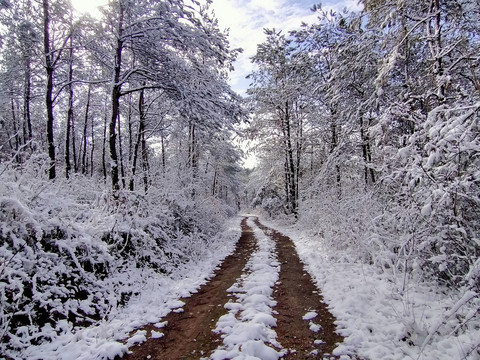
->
<box><xmin>120</xmin><ymin>217</ymin><xmax>343</xmax><ymax>360</ymax></box>
<box><xmin>253</xmin><ymin>218</ymin><xmax>343</xmax><ymax>359</ymax></box>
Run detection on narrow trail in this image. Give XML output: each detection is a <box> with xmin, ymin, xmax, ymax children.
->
<box><xmin>254</xmin><ymin>219</ymin><xmax>344</xmax><ymax>359</ymax></box>
<box><xmin>121</xmin><ymin>218</ymin><xmax>257</xmax><ymax>360</ymax></box>
<box><xmin>120</xmin><ymin>217</ymin><xmax>343</xmax><ymax>360</ymax></box>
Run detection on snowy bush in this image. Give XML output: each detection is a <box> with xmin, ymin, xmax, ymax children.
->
<box><xmin>298</xmin><ymin>176</ymin><xmax>381</xmax><ymax>264</ymax></box>
<box><xmin>0</xmin><ymin>172</ymin><xmax>110</xmax><ymax>354</ymax></box>
<box><xmin>376</xmin><ymin>103</ymin><xmax>480</xmax><ymax>292</ymax></box>
<box><xmin>289</xmin><ymin>143</ymin><xmax>480</xmax><ymax>357</ymax></box>
<box><xmin>0</xmin><ymin>159</ymin><xmax>234</xmax><ymax>357</ymax></box>
<box><xmin>251</xmin><ymin>184</ymin><xmax>285</xmax><ymax>218</ymax></box>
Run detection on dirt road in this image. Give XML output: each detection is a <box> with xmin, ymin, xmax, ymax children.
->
<box><xmin>120</xmin><ymin>217</ymin><xmax>343</xmax><ymax>359</ymax></box>
<box><xmin>254</xmin><ymin>219</ymin><xmax>343</xmax><ymax>359</ymax></box>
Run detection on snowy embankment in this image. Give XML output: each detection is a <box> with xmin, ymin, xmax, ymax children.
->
<box><xmin>209</xmin><ymin>217</ymin><xmax>283</xmax><ymax>360</ymax></box>
<box><xmin>260</xmin><ymin>218</ymin><xmax>480</xmax><ymax>360</ymax></box>
<box><xmin>15</xmin><ymin>215</ymin><xmax>242</xmax><ymax>360</ymax></box>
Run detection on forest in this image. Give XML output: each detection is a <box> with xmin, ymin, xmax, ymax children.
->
<box><xmin>247</xmin><ymin>0</ymin><xmax>480</xmax><ymax>291</ymax></box>
<box><xmin>0</xmin><ymin>0</ymin><xmax>479</xmax><ymax>359</ymax></box>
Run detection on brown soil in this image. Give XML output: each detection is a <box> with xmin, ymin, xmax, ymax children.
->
<box><xmin>254</xmin><ymin>218</ymin><xmax>344</xmax><ymax>359</ymax></box>
<box><xmin>120</xmin><ymin>216</ymin><xmax>345</xmax><ymax>360</ymax></box>
<box><xmin>120</xmin><ymin>218</ymin><xmax>257</xmax><ymax>360</ymax></box>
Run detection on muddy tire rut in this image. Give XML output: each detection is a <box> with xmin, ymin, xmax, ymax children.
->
<box><xmin>120</xmin><ymin>217</ymin><xmax>343</xmax><ymax>360</ymax></box>
<box><xmin>254</xmin><ymin>218</ymin><xmax>343</xmax><ymax>359</ymax></box>
<box><xmin>121</xmin><ymin>218</ymin><xmax>257</xmax><ymax>360</ymax></box>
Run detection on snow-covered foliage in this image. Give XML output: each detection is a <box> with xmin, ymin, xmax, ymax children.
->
<box><xmin>247</xmin><ymin>1</ymin><xmax>480</xmax><ymax>358</ymax></box>
<box><xmin>383</xmin><ymin>102</ymin><xmax>480</xmax><ymax>290</ymax></box>
<box><xmin>0</xmin><ymin>157</ymin><xmax>241</xmax><ymax>358</ymax></box>
<box><xmin>250</xmin><ymin>184</ymin><xmax>285</xmax><ymax>218</ymax></box>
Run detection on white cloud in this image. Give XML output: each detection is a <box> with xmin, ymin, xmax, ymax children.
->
<box><xmin>71</xmin><ymin>0</ymin><xmax>108</xmax><ymax>18</ymax></box>
<box><xmin>210</xmin><ymin>0</ymin><xmax>361</xmax><ymax>94</ymax></box>
<box><xmin>253</xmin><ymin>0</ymin><xmax>288</xmax><ymax>11</ymax></box>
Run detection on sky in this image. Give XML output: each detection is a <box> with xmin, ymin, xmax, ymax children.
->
<box><xmin>71</xmin><ymin>0</ymin><xmax>362</xmax><ymax>95</ymax></box>
<box><xmin>210</xmin><ymin>0</ymin><xmax>362</xmax><ymax>94</ymax></box>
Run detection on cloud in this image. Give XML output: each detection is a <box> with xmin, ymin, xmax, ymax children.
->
<box><xmin>210</xmin><ymin>0</ymin><xmax>362</xmax><ymax>94</ymax></box>
<box><xmin>71</xmin><ymin>0</ymin><xmax>108</xmax><ymax>18</ymax></box>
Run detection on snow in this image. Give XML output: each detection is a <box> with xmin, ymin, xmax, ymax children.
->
<box><xmin>126</xmin><ymin>330</ymin><xmax>147</xmax><ymax>347</ymax></box>
<box><xmin>4</xmin><ymin>167</ymin><xmax>477</xmax><ymax>360</ymax></box>
<box><xmin>210</xmin><ymin>218</ymin><xmax>283</xmax><ymax>360</ymax></box>
<box><xmin>150</xmin><ymin>330</ymin><xmax>164</xmax><ymax>339</ymax></box>
<box><xmin>261</xmin><ymin>217</ymin><xmax>480</xmax><ymax>360</ymax></box>
<box><xmin>302</xmin><ymin>311</ymin><xmax>318</xmax><ymax>320</ymax></box>
<box><xmin>309</xmin><ymin>322</ymin><xmax>322</xmax><ymax>333</ymax></box>
<box><xmin>92</xmin><ymin>342</ymin><xmax>128</xmax><ymax>360</ymax></box>
<box><xmin>8</xmin><ymin>212</ymin><xmax>243</xmax><ymax>360</ymax></box>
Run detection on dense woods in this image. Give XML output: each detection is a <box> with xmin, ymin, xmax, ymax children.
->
<box><xmin>246</xmin><ymin>0</ymin><xmax>479</xmax><ymax>352</ymax></box>
<box><xmin>0</xmin><ymin>0</ymin><xmax>244</xmax><ymax>356</ymax></box>
<box><xmin>0</xmin><ymin>0</ymin><xmax>479</xmax><ymax>358</ymax></box>
<box><xmin>248</xmin><ymin>0</ymin><xmax>479</xmax><ymax>290</ymax></box>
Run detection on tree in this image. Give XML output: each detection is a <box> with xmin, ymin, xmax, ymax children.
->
<box><xmin>246</xmin><ymin>0</ymin><xmax>480</xmax><ymax>293</ymax></box>
<box><xmin>248</xmin><ymin>29</ymin><xmax>308</xmax><ymax>216</ymax></box>
<box><xmin>42</xmin><ymin>0</ymin><xmax>72</xmax><ymax>179</ymax></box>
<box><xmin>0</xmin><ymin>0</ymin><xmax>41</xmax><ymax>161</ymax></box>
<box><xmin>100</xmin><ymin>0</ymin><xmax>242</xmax><ymax>192</ymax></box>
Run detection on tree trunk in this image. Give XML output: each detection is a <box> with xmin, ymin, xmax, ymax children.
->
<box><xmin>102</xmin><ymin>103</ymin><xmax>108</xmax><ymax>182</ymax></box>
<box><xmin>11</xmin><ymin>97</ymin><xmax>20</xmax><ymax>153</ymax></box>
<box><xmin>43</xmin><ymin>0</ymin><xmax>56</xmax><ymax>179</ymax></box>
<box><xmin>130</xmin><ymin>90</ymin><xmax>144</xmax><ymax>191</ymax></box>
<box><xmin>72</xmin><ymin>112</ymin><xmax>78</xmax><ymax>173</ymax></box>
<box><xmin>188</xmin><ymin>121</ymin><xmax>197</xmax><ymax>198</ymax></box>
<box><xmin>23</xmin><ymin>56</ymin><xmax>32</xmax><ymax>145</ymax></box>
<box><xmin>161</xmin><ymin>134</ymin><xmax>166</xmax><ymax>175</ymax></box>
<box><xmin>141</xmin><ymin>127</ymin><xmax>149</xmax><ymax>193</ymax></box>
<box><xmin>81</xmin><ymin>86</ymin><xmax>91</xmax><ymax>174</ymax></box>
<box><xmin>118</xmin><ymin>113</ymin><xmax>126</xmax><ymax>188</ymax></box>
<box><xmin>109</xmin><ymin>4</ymin><xmax>125</xmax><ymax>191</ymax></box>
<box><xmin>65</xmin><ymin>38</ymin><xmax>74</xmax><ymax>179</ymax></box>
<box><xmin>110</xmin><ymin>94</ymin><xmax>121</xmax><ymax>189</ymax></box>
<box><xmin>188</xmin><ymin>121</ymin><xmax>197</xmax><ymax>171</ymax></box>
<box><xmin>294</xmin><ymin>102</ymin><xmax>302</xmax><ymax>211</ymax></box>
<box><xmin>137</xmin><ymin>89</ymin><xmax>150</xmax><ymax>193</ymax></box>
<box><xmin>284</xmin><ymin>155</ymin><xmax>290</xmax><ymax>210</ymax></box>
<box><xmin>427</xmin><ymin>0</ymin><xmax>445</xmax><ymax>101</ymax></box>
<box><xmin>330</xmin><ymin>116</ymin><xmax>341</xmax><ymax>198</ymax></box>
<box><xmin>212</xmin><ymin>165</ymin><xmax>217</xmax><ymax>196</ymax></box>
<box><xmin>90</xmin><ymin>103</ymin><xmax>95</xmax><ymax>177</ymax></box>
<box><xmin>284</xmin><ymin>100</ymin><xmax>297</xmax><ymax>216</ymax></box>
<box><xmin>127</xmin><ymin>92</ymin><xmax>134</xmax><ymax>163</ymax></box>
<box><xmin>360</xmin><ymin>115</ymin><xmax>370</xmax><ymax>186</ymax></box>
<box><xmin>65</xmin><ymin>109</ymin><xmax>71</xmax><ymax>178</ymax></box>
<box><xmin>365</xmin><ymin>116</ymin><xmax>375</xmax><ymax>185</ymax></box>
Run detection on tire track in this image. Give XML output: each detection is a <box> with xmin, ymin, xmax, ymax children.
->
<box><xmin>254</xmin><ymin>218</ymin><xmax>344</xmax><ymax>359</ymax></box>
<box><xmin>121</xmin><ymin>217</ymin><xmax>345</xmax><ymax>360</ymax></box>
<box><xmin>121</xmin><ymin>218</ymin><xmax>257</xmax><ymax>360</ymax></box>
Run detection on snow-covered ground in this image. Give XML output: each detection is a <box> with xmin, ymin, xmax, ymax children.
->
<box><xmin>16</xmin><ymin>217</ymin><xmax>242</xmax><ymax>360</ymax></box>
<box><xmin>9</xmin><ymin>211</ymin><xmax>479</xmax><ymax>360</ymax></box>
<box><xmin>261</xmin><ymin>217</ymin><xmax>480</xmax><ymax>360</ymax></box>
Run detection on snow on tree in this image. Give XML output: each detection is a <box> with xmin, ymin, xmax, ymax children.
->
<box><xmin>0</xmin><ymin>0</ymin><xmax>245</xmax><ymax>356</ymax></box>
